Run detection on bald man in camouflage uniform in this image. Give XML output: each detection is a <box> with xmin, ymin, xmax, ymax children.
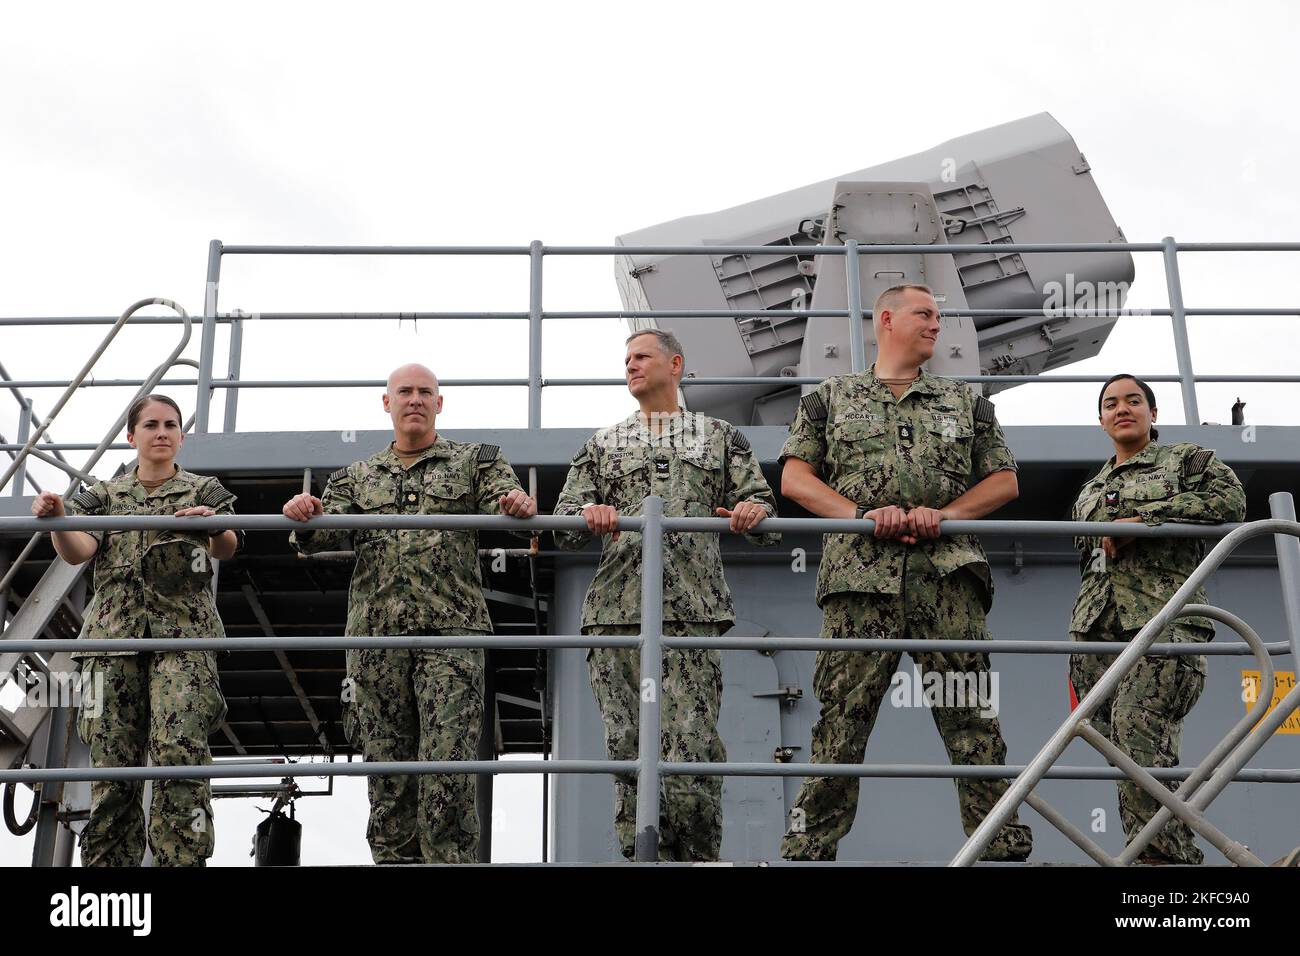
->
<box><xmin>554</xmin><ymin>329</ymin><xmax>779</xmax><ymax>861</ymax></box>
<box><xmin>1070</xmin><ymin>440</ymin><xmax>1245</xmax><ymax>864</ymax></box>
<box><xmin>53</xmin><ymin>468</ymin><xmax>238</xmax><ymax>866</ymax></box>
<box><xmin>286</xmin><ymin>364</ymin><xmax>535</xmax><ymax>864</ymax></box>
<box><xmin>779</xmin><ymin>284</ymin><xmax>1032</xmax><ymax>862</ymax></box>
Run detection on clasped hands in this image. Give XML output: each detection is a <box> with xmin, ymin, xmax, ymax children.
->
<box><xmin>861</xmin><ymin>505</ymin><xmax>947</xmax><ymax>545</ymax></box>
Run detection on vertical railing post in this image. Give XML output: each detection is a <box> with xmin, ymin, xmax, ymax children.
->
<box><xmin>221</xmin><ymin>314</ymin><xmax>244</xmax><ymax>434</ymax></box>
<box><xmin>845</xmin><ymin>239</ymin><xmax>866</xmax><ymax>373</ymax></box>
<box><xmin>1161</xmin><ymin>236</ymin><xmax>1200</xmax><ymax>424</ymax></box>
<box><xmin>634</xmin><ymin>495</ymin><xmax>665</xmax><ymax>862</ymax></box>
<box><xmin>10</xmin><ymin>399</ymin><xmax>31</xmax><ymax>496</ymax></box>
<box><xmin>1269</xmin><ymin>492</ymin><xmax>1300</xmax><ymax>663</ymax></box>
<box><xmin>194</xmin><ymin>239</ymin><xmax>223</xmax><ymax>433</ymax></box>
<box><xmin>528</xmin><ymin>240</ymin><xmax>544</xmax><ymax>429</ymax></box>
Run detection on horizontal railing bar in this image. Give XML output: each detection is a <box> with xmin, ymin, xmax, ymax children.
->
<box><xmin>548</xmin><ymin>243</ymin><xmax>1170</xmax><ymax>255</ymax></box>
<box><xmin>8</xmin><ymin>373</ymin><xmax>1298</xmax><ymax>391</ymax></box>
<box><xmin>243</xmin><ymin>312</ymin><xmax>530</xmax><ymax>321</ymax></box>
<box><xmin>1</xmin><ymin>760</ymin><xmax>1293</xmax><ymax>785</ymax></box>
<box><xmin>222</xmin><ymin>245</ymin><xmax>534</xmax><ymax>255</ymax></box>
<box><xmin>662</xmin><ymin>636</ymin><xmax>1289</xmax><ymax>656</ymax></box>
<box><xmin>1174</xmin><ymin>242</ymin><xmax>1300</xmax><ymax>252</ymax></box>
<box><xmin>0</xmin><ymin>759</ymin><xmax>634</xmax><ymax>784</ymax></box>
<box><xmin>2</xmin><ymin>513</ymin><xmax>619</xmax><ymax>533</ymax></box>
<box><xmin>0</xmin><ymin>634</ymin><xmax>1281</xmax><ymax>656</ymax></box>
<box><xmin>0</xmin><ymin>443</ymin><xmax>131</xmax><ymax>451</ymax></box>
<box><xmin>659</xmin><ymin>516</ymin><xmax>1248</xmax><ymax>537</ymax></box>
<box><xmin>210</xmin><ymin>379</ymin><xmax>530</xmax><ymax>389</ymax></box>
<box><xmin>658</xmin><ymin>763</ymin><xmax>1300</xmax><ymax>782</ymax></box>
<box><xmin>0</xmin><ymin>316</ymin><xmax>233</xmax><ymax>327</ymax></box>
<box><xmin>1</xmin><ymin>514</ymin><xmax>1249</xmax><ymax>538</ymax></box>
<box><xmin>209</xmin><ymin>242</ymin><xmax>1300</xmax><ymax>258</ymax></box>
<box><xmin>0</xmin><ymin>635</ymin><xmax>641</xmax><ymax>652</ymax></box>
<box><xmin>0</xmin><ymin>379</ymin><xmax>528</xmax><ymax>389</ymax></box>
<box><xmin>545</xmin><ymin>375</ymin><xmax>1194</xmax><ymax>386</ymax></box>
<box><xmin>5</xmin><ymin>308</ymin><xmax>1295</xmax><ymax>328</ymax></box>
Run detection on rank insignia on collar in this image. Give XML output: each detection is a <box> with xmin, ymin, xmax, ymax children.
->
<box><xmin>1105</xmin><ymin>491</ymin><xmax>1119</xmax><ymax>506</ymax></box>
<box><xmin>898</xmin><ymin>423</ymin><xmax>913</xmax><ymax>444</ymax></box>
<box><xmin>653</xmin><ymin>459</ymin><xmax>670</xmax><ymax>477</ymax></box>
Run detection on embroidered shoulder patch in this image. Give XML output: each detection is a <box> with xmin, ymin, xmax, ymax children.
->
<box><xmin>68</xmin><ymin>488</ymin><xmax>102</xmax><ymax>512</ymax></box>
<box><xmin>1184</xmin><ymin>448</ymin><xmax>1215</xmax><ymax>477</ymax></box>
<box><xmin>477</xmin><ymin>443</ymin><xmax>501</xmax><ymax>464</ymax></box>
<box><xmin>974</xmin><ymin>396</ymin><xmax>996</xmax><ymax>424</ymax></box>
<box><xmin>328</xmin><ymin>467</ymin><xmax>350</xmax><ymax>483</ymax></box>
<box><xmin>729</xmin><ymin>430</ymin><xmax>751</xmax><ymax>452</ymax></box>
<box><xmin>800</xmin><ymin>392</ymin><xmax>828</xmax><ymax>421</ymax></box>
<box><xmin>197</xmin><ymin>483</ymin><xmax>236</xmax><ymax>510</ymax></box>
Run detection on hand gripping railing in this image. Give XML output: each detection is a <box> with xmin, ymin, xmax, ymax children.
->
<box><xmin>2</xmin><ymin>503</ymin><xmax>1298</xmax><ymax>865</ymax></box>
<box><xmin>0</xmin><ymin>298</ymin><xmax>194</xmax><ymax>598</ymax></box>
<box><xmin>951</xmin><ymin>517</ymin><xmax>1300</xmax><ymax>867</ymax></box>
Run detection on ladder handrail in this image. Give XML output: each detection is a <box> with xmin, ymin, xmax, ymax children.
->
<box><xmin>951</xmin><ymin>518</ymin><xmax>1300</xmax><ymax>866</ymax></box>
<box><xmin>0</xmin><ymin>300</ymin><xmax>193</xmax><ymax>600</ymax></box>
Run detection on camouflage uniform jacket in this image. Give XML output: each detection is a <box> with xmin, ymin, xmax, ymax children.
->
<box><xmin>554</xmin><ymin>410</ymin><xmax>779</xmax><ymax>626</ymax></box>
<box><xmin>1070</xmin><ymin>441</ymin><xmax>1246</xmax><ymax>636</ymax></box>
<box><xmin>66</xmin><ymin>466</ymin><xmax>237</xmax><ymax>658</ymax></box>
<box><xmin>291</xmin><ymin>437</ymin><xmax>525</xmax><ymax>635</ymax></box>
<box><xmin>780</xmin><ymin>365</ymin><xmax>1016</xmax><ymax>610</ymax></box>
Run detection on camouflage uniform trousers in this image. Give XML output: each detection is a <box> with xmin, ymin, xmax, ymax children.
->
<box><xmin>1070</xmin><ymin>602</ymin><xmax>1207</xmax><ymax>864</ymax></box>
<box><xmin>584</xmin><ymin>622</ymin><xmax>727</xmax><ymax>861</ymax></box>
<box><xmin>346</xmin><ymin>634</ymin><xmax>486</xmax><ymax>864</ymax></box>
<box><xmin>76</xmin><ymin>651</ymin><xmax>226</xmax><ymax>867</ymax></box>
<box><xmin>781</xmin><ymin>556</ymin><xmax>1034</xmax><ymax>861</ymax></box>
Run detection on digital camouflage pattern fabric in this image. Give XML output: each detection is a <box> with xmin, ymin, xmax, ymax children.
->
<box><xmin>1070</xmin><ymin>606</ymin><xmax>1206</xmax><ymax>864</ymax></box>
<box><xmin>584</xmin><ymin>622</ymin><xmax>726</xmax><ymax>861</ymax></box>
<box><xmin>780</xmin><ymin>557</ymin><xmax>1033</xmax><ymax>861</ymax></box>
<box><xmin>65</xmin><ymin>466</ymin><xmax>235</xmax><ymax>867</ymax></box>
<box><xmin>293</xmin><ymin>437</ymin><xmax>525</xmax><ymax>863</ymax></box>
<box><xmin>66</xmin><ymin>467</ymin><xmax>237</xmax><ymax>658</ymax></box>
<box><xmin>1069</xmin><ymin>441</ymin><xmax>1245</xmax><ymax>864</ymax></box>
<box><xmin>1070</xmin><ymin>441</ymin><xmax>1247</xmax><ymax>641</ymax></box>
<box><xmin>780</xmin><ymin>366</ymin><xmax>1015</xmax><ymax>610</ymax></box>
<box><xmin>292</xmin><ymin>437</ymin><xmax>526</xmax><ymax>635</ymax></box>
<box><xmin>553</xmin><ymin>410</ymin><xmax>779</xmax><ymax>626</ymax></box>
<box><xmin>346</xmin><ymin>640</ymin><xmax>485</xmax><ymax>864</ymax></box>
<box><xmin>76</xmin><ymin>650</ymin><xmax>227</xmax><ymax>866</ymax></box>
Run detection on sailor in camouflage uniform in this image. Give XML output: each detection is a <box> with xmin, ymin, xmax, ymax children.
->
<box><xmin>34</xmin><ymin>394</ymin><xmax>239</xmax><ymax>867</ymax></box>
<box><xmin>285</xmin><ymin>364</ymin><xmax>535</xmax><ymax>864</ymax></box>
<box><xmin>1070</xmin><ymin>374</ymin><xmax>1246</xmax><ymax>865</ymax></box>
<box><xmin>554</xmin><ymin>329</ymin><xmax>779</xmax><ymax>860</ymax></box>
<box><xmin>778</xmin><ymin>284</ymin><xmax>1033</xmax><ymax>862</ymax></box>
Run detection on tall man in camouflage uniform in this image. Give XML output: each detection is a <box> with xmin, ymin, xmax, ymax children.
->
<box><xmin>779</xmin><ymin>284</ymin><xmax>1033</xmax><ymax>861</ymax></box>
<box><xmin>554</xmin><ymin>329</ymin><xmax>779</xmax><ymax>860</ymax></box>
<box><xmin>1070</xmin><ymin>373</ymin><xmax>1246</xmax><ymax>864</ymax></box>
<box><xmin>34</xmin><ymin>394</ymin><xmax>239</xmax><ymax>866</ymax></box>
<box><xmin>284</xmin><ymin>364</ymin><xmax>536</xmax><ymax>864</ymax></box>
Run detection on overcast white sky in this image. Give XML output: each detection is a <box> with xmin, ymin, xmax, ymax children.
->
<box><xmin>2</xmin><ymin>0</ymin><xmax>1298</xmax><ymax>865</ymax></box>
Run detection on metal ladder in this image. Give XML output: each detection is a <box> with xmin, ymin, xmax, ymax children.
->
<box><xmin>0</xmin><ymin>298</ymin><xmax>194</xmax><ymax>774</ymax></box>
<box><xmin>952</xmin><ymin>494</ymin><xmax>1300</xmax><ymax>866</ymax></box>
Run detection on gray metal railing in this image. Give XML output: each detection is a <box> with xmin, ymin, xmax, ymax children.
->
<box><xmin>951</xmin><ymin>490</ymin><xmax>1300</xmax><ymax>867</ymax></box>
<box><xmin>3</xmin><ymin>239</ymin><xmax>1300</xmax><ymax>454</ymax></box>
<box><xmin>0</xmin><ymin>301</ymin><xmax>198</xmax><ymax>601</ymax></box>
<box><xmin>1</xmin><ymin>503</ymin><xmax>1297</xmax><ymax>864</ymax></box>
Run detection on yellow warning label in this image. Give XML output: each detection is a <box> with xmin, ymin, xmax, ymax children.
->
<box><xmin>1241</xmin><ymin>671</ymin><xmax>1299</xmax><ymax>735</ymax></box>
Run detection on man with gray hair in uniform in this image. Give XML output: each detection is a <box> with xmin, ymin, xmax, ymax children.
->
<box><xmin>554</xmin><ymin>328</ymin><xmax>780</xmax><ymax>860</ymax></box>
<box><xmin>283</xmin><ymin>363</ymin><xmax>536</xmax><ymax>864</ymax></box>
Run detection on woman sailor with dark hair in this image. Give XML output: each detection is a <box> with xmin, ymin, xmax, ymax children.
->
<box><xmin>1068</xmin><ymin>374</ymin><xmax>1245</xmax><ymax>864</ymax></box>
<box><xmin>31</xmin><ymin>394</ymin><xmax>241</xmax><ymax>866</ymax></box>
